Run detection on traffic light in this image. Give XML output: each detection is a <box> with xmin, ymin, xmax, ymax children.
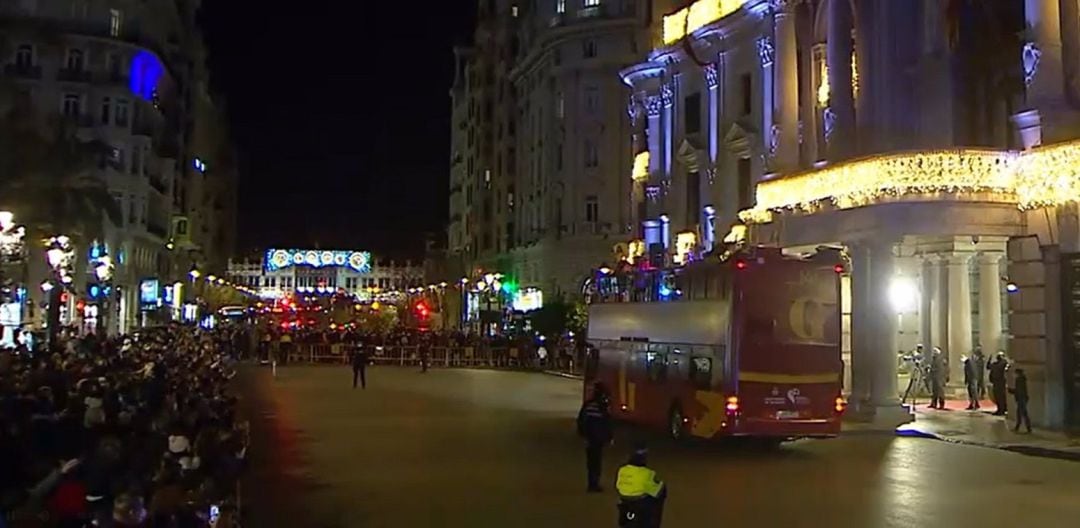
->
<box><xmin>415</xmin><ymin>301</ymin><xmax>429</xmax><ymax>318</ymax></box>
<box><xmin>501</xmin><ymin>280</ymin><xmax>518</xmax><ymax>295</ymax></box>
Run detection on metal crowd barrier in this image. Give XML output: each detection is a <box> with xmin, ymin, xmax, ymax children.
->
<box><xmin>274</xmin><ymin>343</ymin><xmax>584</xmax><ymax>375</ymax></box>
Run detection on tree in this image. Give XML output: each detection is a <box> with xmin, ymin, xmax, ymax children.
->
<box><xmin>0</xmin><ymin>92</ymin><xmax>123</xmax><ymax>347</ymax></box>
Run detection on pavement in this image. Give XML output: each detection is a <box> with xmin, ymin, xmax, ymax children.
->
<box><xmin>898</xmin><ymin>399</ymin><xmax>1080</xmax><ymax>461</ymax></box>
<box><xmin>237</xmin><ymin>365</ymin><xmax>1080</xmax><ymax>527</ymax></box>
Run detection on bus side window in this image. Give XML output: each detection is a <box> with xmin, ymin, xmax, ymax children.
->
<box><xmin>646</xmin><ymin>349</ymin><xmax>667</xmax><ymax>382</ymax></box>
<box><xmin>690</xmin><ymin>357</ymin><xmax>712</xmax><ymax>390</ymax></box>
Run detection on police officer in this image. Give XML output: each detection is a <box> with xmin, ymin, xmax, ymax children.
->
<box><xmin>351</xmin><ymin>344</ymin><xmax>368</xmax><ymax>389</ymax></box>
<box><xmin>1011</xmin><ymin>368</ymin><xmax>1032</xmax><ymax>433</ymax></box>
<box><xmin>577</xmin><ymin>382</ymin><xmax>613</xmax><ymax>492</ymax></box>
<box><xmin>963</xmin><ymin>355</ymin><xmax>979</xmax><ymax>410</ymax></box>
<box><xmin>928</xmin><ymin>347</ymin><xmax>947</xmax><ymax>409</ymax></box>
<box><xmin>616</xmin><ymin>444</ymin><xmax>667</xmax><ymax>528</ymax></box>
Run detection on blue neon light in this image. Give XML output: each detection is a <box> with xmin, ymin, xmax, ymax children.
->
<box><xmin>129</xmin><ymin>51</ymin><xmax>164</xmax><ymax>101</ymax></box>
<box><xmin>265</xmin><ymin>249</ymin><xmax>372</xmax><ymax>274</ymax></box>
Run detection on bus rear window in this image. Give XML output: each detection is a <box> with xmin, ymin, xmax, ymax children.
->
<box><xmin>690</xmin><ymin>357</ymin><xmax>712</xmax><ymax>389</ymax></box>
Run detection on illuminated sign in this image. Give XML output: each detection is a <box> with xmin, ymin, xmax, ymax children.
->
<box><xmin>265</xmin><ymin>249</ymin><xmax>372</xmax><ymax>273</ymax></box>
<box><xmin>139</xmin><ymin>278</ymin><xmax>160</xmax><ymax>306</ymax></box>
<box><xmin>512</xmin><ymin>288</ymin><xmax>544</xmax><ymax>313</ymax></box>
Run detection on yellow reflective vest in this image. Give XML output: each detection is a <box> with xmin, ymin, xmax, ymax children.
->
<box><xmin>616</xmin><ymin>464</ymin><xmax>664</xmax><ymax>498</ymax></box>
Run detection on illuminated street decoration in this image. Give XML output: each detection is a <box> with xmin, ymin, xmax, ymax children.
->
<box><xmin>129</xmin><ymin>51</ymin><xmax>164</xmax><ymax>101</ymax></box>
<box><xmin>511</xmin><ymin>288</ymin><xmax>543</xmax><ymax>312</ymax></box>
<box><xmin>740</xmin><ymin>139</ymin><xmax>1080</xmax><ymax>223</ymax></box>
<box><xmin>265</xmin><ymin>249</ymin><xmax>372</xmax><ymax>273</ymax></box>
<box><xmin>674</xmin><ymin>231</ymin><xmax>698</xmax><ymax>265</ymax></box>
<box><xmin>662</xmin><ymin>0</ymin><xmax>749</xmax><ymax>45</ymax></box>
<box><xmin>632</xmin><ymin>152</ymin><xmax>650</xmax><ymax>182</ymax></box>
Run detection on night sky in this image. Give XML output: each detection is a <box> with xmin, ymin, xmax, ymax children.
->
<box><xmin>200</xmin><ymin>3</ymin><xmax>477</xmax><ymax>259</ymax></box>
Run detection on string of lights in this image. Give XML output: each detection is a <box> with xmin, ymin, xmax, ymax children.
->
<box><xmin>739</xmin><ymin>141</ymin><xmax>1080</xmax><ymax>223</ymax></box>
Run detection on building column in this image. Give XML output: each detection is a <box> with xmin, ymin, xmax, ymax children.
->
<box><xmin>931</xmin><ymin>255</ymin><xmax>950</xmax><ymax>361</ymax></box>
<box><xmin>978</xmin><ymin>253</ymin><xmax>1004</xmax><ymax>354</ymax></box>
<box><xmin>868</xmin><ymin>242</ymin><xmax>900</xmax><ymax>406</ymax></box>
<box><xmin>774</xmin><ymin>2</ymin><xmax>799</xmax><ymax>171</ymax></box>
<box><xmin>848</xmin><ymin>243</ymin><xmax>872</xmax><ymax>408</ymax></box>
<box><xmin>947</xmin><ymin>253</ymin><xmax>973</xmax><ymax>384</ymax></box>
<box><xmin>826</xmin><ymin>0</ymin><xmax>855</xmax><ymax>160</ymax></box>
<box><xmin>1025</xmin><ymin>0</ymin><xmax>1070</xmax><ymax>140</ymax></box>
<box><xmin>758</xmin><ymin>35</ymin><xmax>776</xmax><ymax>170</ymax></box>
<box><xmin>919</xmin><ymin>257</ymin><xmax>934</xmax><ymax>351</ymax></box>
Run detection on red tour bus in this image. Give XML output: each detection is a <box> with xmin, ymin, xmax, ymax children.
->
<box><xmin>583</xmin><ymin>245</ymin><xmax>846</xmax><ymax>441</ymax></box>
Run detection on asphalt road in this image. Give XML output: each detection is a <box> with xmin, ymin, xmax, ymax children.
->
<box><xmin>237</xmin><ymin>365</ymin><xmax>1080</xmax><ymax>528</ymax></box>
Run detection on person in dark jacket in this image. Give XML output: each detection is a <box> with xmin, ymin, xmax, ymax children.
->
<box><xmin>577</xmin><ymin>382</ymin><xmax>613</xmax><ymax>492</ymax></box>
<box><xmin>351</xmin><ymin>346</ymin><xmax>368</xmax><ymax>389</ymax></box>
<box><xmin>963</xmin><ymin>355</ymin><xmax>980</xmax><ymax>410</ymax></box>
<box><xmin>928</xmin><ymin>347</ymin><xmax>947</xmax><ymax>409</ymax></box>
<box><xmin>988</xmin><ymin>352</ymin><xmax>1009</xmax><ymax>415</ymax></box>
<box><xmin>1010</xmin><ymin>368</ymin><xmax>1032</xmax><ymax>433</ymax></box>
<box><xmin>972</xmin><ymin>347</ymin><xmax>987</xmax><ymax>399</ymax></box>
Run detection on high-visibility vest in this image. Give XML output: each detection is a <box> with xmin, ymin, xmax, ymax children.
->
<box><xmin>616</xmin><ymin>464</ymin><xmax>664</xmax><ymax>499</ymax></box>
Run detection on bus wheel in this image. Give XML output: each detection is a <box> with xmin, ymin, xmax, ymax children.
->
<box><xmin>669</xmin><ymin>406</ymin><xmax>686</xmax><ymax>441</ymax></box>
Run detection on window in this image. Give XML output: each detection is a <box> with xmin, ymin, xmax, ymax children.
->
<box><xmin>109</xmin><ymin>8</ymin><xmax>122</xmax><ymax>37</ymax></box>
<box><xmin>584</xmin><ymin>140</ymin><xmax>598</xmax><ymax>168</ymax></box>
<box><xmin>584</xmin><ymin>85</ymin><xmax>599</xmax><ymax>115</ymax></box>
<box><xmin>556</xmin><ymin>143</ymin><xmax>563</xmax><ymax>170</ymax></box>
<box><xmin>127</xmin><ymin>194</ymin><xmax>136</xmax><ymax>224</ymax></box>
<box><xmin>555</xmin><ymin>92</ymin><xmax>565</xmax><ymax>119</ymax></box>
<box><xmin>687</xmin><ymin>171</ymin><xmax>700</xmax><ymax>225</ymax></box>
<box><xmin>685</xmin><ymin>92</ymin><xmax>702</xmax><ymax>134</ymax></box>
<box><xmin>511</xmin><ymin>4</ymin><xmax>519</xmax><ymax>17</ymax></box>
<box><xmin>585</xmin><ymin>195</ymin><xmax>598</xmax><ymax>223</ymax></box>
<box><xmin>115</xmin><ymin>98</ymin><xmax>129</xmax><ymax>126</ymax></box>
<box><xmin>646</xmin><ymin>350</ymin><xmax>667</xmax><ymax>382</ymax></box>
<box><xmin>106</xmin><ymin>53</ymin><xmax>121</xmax><ymax>78</ymax></box>
<box><xmin>131</xmin><ymin>145</ymin><xmax>141</xmax><ymax>175</ymax></box>
<box><xmin>14</xmin><ymin>44</ymin><xmax>32</xmax><ymax>68</ymax></box>
<box><xmin>557</xmin><ymin>0</ymin><xmax>566</xmax><ymax>13</ymax></box>
<box><xmin>61</xmin><ymin>93</ymin><xmax>80</xmax><ymax>117</ymax></box>
<box><xmin>100</xmin><ymin>97</ymin><xmax>111</xmax><ymax>125</ymax></box>
<box><xmin>584</xmin><ymin>0</ymin><xmax>601</xmax><ymax>6</ymax></box>
<box><xmin>690</xmin><ymin>357</ymin><xmax>712</xmax><ymax>390</ymax></box>
<box><xmin>741</xmin><ymin>73</ymin><xmax>753</xmax><ymax>115</ymax></box>
<box><xmin>738</xmin><ymin>158</ymin><xmax>752</xmax><ymax>208</ymax></box>
<box><xmin>65</xmin><ymin>49</ymin><xmax>84</xmax><ymax>71</ymax></box>
<box><xmin>583</xmin><ymin>39</ymin><xmax>597</xmax><ymax>58</ymax></box>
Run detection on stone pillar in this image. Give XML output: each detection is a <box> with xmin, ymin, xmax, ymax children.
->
<box><xmin>920</xmin><ymin>257</ymin><xmax>934</xmax><ymax>350</ymax></box>
<box><xmin>826</xmin><ymin>0</ymin><xmax>855</xmax><ymax>160</ymax></box>
<box><xmin>868</xmin><ymin>243</ymin><xmax>900</xmax><ymax>406</ymax></box>
<box><xmin>798</xmin><ymin>11</ymin><xmax>818</xmax><ymax>165</ymax></box>
<box><xmin>774</xmin><ymin>2</ymin><xmax>799</xmax><ymax>171</ymax></box>
<box><xmin>848</xmin><ymin>243</ymin><xmax>872</xmax><ymax>409</ymax></box>
<box><xmin>978</xmin><ymin>253</ymin><xmax>1004</xmax><ymax>354</ymax></box>
<box><xmin>645</xmin><ymin>95</ymin><xmax>662</xmax><ymax>174</ymax></box>
<box><xmin>758</xmin><ymin>36</ymin><xmax>776</xmax><ymax>169</ymax></box>
<box><xmin>930</xmin><ymin>255</ymin><xmax>949</xmax><ymax>356</ymax></box>
<box><xmin>918</xmin><ymin>0</ymin><xmax>954</xmax><ymax>147</ymax></box>
<box><xmin>1025</xmin><ymin>0</ymin><xmax>1070</xmax><ymax>140</ymax></box>
<box><xmin>947</xmin><ymin>253</ymin><xmax>973</xmax><ymax>385</ymax></box>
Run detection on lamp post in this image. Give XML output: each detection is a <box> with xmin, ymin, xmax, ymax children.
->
<box><xmin>44</xmin><ymin>235</ymin><xmax>74</xmax><ymax>350</ymax></box>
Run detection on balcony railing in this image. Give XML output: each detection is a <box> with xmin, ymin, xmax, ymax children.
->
<box><xmin>4</xmin><ymin>63</ymin><xmax>41</xmax><ymax>79</ymax></box>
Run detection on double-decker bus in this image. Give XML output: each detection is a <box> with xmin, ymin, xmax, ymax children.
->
<box><xmin>583</xmin><ymin>245</ymin><xmax>846</xmax><ymax>442</ymax></box>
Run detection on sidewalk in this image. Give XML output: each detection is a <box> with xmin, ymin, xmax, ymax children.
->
<box><xmin>898</xmin><ymin>398</ymin><xmax>1080</xmax><ymax>461</ymax></box>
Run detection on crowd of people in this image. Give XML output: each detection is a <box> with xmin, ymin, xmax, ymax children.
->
<box><xmin>0</xmin><ymin>326</ymin><xmax>249</xmax><ymax>527</ymax></box>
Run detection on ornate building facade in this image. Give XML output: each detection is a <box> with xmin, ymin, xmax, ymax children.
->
<box><xmin>623</xmin><ymin>0</ymin><xmax>1080</xmax><ymax>428</ymax></box>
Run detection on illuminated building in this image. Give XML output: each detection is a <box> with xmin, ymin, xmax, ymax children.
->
<box><xmin>227</xmin><ymin>250</ymin><xmax>423</xmax><ymax>302</ymax></box>
<box><xmin>620</xmin><ymin>0</ymin><xmax>1080</xmax><ymax>429</ymax></box>
<box><xmin>448</xmin><ymin>0</ymin><xmax>648</xmax><ymax>298</ymax></box>
<box><xmin>0</xmin><ymin>0</ymin><xmax>234</xmax><ymax>336</ymax></box>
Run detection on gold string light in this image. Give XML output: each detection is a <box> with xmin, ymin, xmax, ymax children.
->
<box><xmin>739</xmin><ymin>141</ymin><xmax>1080</xmax><ymax>223</ymax></box>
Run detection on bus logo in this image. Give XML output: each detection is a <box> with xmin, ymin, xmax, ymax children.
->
<box><xmin>788</xmin><ymin>297</ymin><xmax>829</xmax><ymax>342</ymax></box>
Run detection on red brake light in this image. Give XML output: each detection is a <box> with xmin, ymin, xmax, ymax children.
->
<box><xmin>725</xmin><ymin>396</ymin><xmax>740</xmax><ymax>413</ymax></box>
<box><xmin>735</xmin><ymin>260</ymin><xmax>747</xmax><ymax>270</ymax></box>
<box><xmin>834</xmin><ymin>264</ymin><xmax>845</xmax><ymax>274</ymax></box>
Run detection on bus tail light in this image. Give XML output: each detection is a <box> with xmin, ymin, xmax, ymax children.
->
<box><xmin>834</xmin><ymin>396</ymin><xmax>847</xmax><ymax>413</ymax></box>
<box><xmin>725</xmin><ymin>396</ymin><xmax>739</xmax><ymax>414</ymax></box>
<box><xmin>833</xmin><ymin>264</ymin><xmax>846</xmax><ymax>274</ymax></box>
<box><xmin>735</xmin><ymin>260</ymin><xmax>748</xmax><ymax>270</ymax></box>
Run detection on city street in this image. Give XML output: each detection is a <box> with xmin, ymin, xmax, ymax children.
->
<box><xmin>238</xmin><ymin>366</ymin><xmax>1080</xmax><ymax>528</ymax></box>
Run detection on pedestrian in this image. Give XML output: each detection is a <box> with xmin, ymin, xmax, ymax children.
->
<box><xmin>420</xmin><ymin>347</ymin><xmax>429</xmax><ymax>373</ymax></box>
<box><xmin>928</xmin><ymin>347</ymin><xmax>947</xmax><ymax>409</ymax></box>
<box><xmin>537</xmin><ymin>345</ymin><xmax>548</xmax><ymax>368</ymax></box>
<box><xmin>351</xmin><ymin>345</ymin><xmax>368</xmax><ymax>389</ymax></box>
<box><xmin>973</xmin><ymin>347</ymin><xmax>987</xmax><ymax>400</ymax></box>
<box><xmin>577</xmin><ymin>382</ymin><xmax>613</xmax><ymax>493</ymax></box>
<box><xmin>1010</xmin><ymin>368</ymin><xmax>1032</xmax><ymax>433</ymax></box>
<box><xmin>988</xmin><ymin>351</ymin><xmax>1009</xmax><ymax>415</ymax></box>
<box><xmin>963</xmin><ymin>355</ymin><xmax>979</xmax><ymax>410</ymax></box>
<box><xmin>616</xmin><ymin>443</ymin><xmax>667</xmax><ymax>528</ymax></box>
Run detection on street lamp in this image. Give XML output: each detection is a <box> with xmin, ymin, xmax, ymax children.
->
<box><xmin>189</xmin><ymin>268</ymin><xmax>201</xmax><ymax>280</ymax></box>
<box><xmin>888</xmin><ymin>277</ymin><xmax>919</xmax><ymax>313</ymax></box>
